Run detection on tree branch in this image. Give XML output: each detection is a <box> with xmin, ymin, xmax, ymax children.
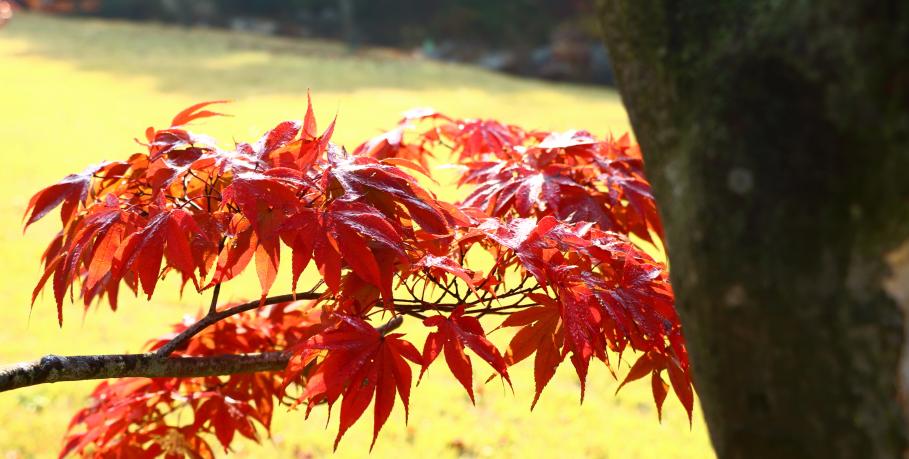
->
<box><xmin>0</xmin><ymin>352</ymin><xmax>289</xmax><ymax>393</ymax></box>
<box><xmin>1</xmin><ymin>274</ymin><xmax>539</xmax><ymax>394</ymax></box>
<box><xmin>0</xmin><ymin>312</ymin><xmax>409</xmax><ymax>393</ymax></box>
<box><xmin>155</xmin><ymin>291</ymin><xmax>325</xmax><ymax>357</ymax></box>
<box><xmin>207</xmin><ymin>283</ymin><xmax>221</xmax><ymax>315</ymax></box>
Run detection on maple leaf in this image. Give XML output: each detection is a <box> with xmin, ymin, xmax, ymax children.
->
<box><xmin>616</xmin><ymin>350</ymin><xmax>693</xmax><ymax>423</ymax></box>
<box><xmin>170</xmin><ymin>100</ymin><xmax>229</xmax><ymax>127</ymax></box>
<box><xmin>501</xmin><ymin>295</ymin><xmax>564</xmax><ymax>409</ymax></box>
<box><xmin>535</xmin><ymin>129</ymin><xmax>599</xmax><ymax>150</ymax></box>
<box><xmin>138</xmin><ymin>100</ymin><xmax>228</xmax><ymax>165</ymax></box>
<box><xmin>482</xmin><ymin>217</ymin><xmax>680</xmax><ymax>406</ymax></box>
<box><xmin>290</xmin><ymin>91</ymin><xmax>337</xmax><ymax>169</ymax></box>
<box><xmin>222</xmin><ymin>168</ymin><xmax>306</xmax><ymax>299</ymax></box>
<box><xmin>327</xmin><ymin>155</ymin><xmax>451</xmax><ymax>236</ymax></box>
<box><xmin>210</xmin><ymin>214</ymin><xmax>257</xmax><ymax>286</ymax></box>
<box><xmin>250</xmin><ymin>120</ymin><xmax>302</xmax><ymax>159</ymax></box>
<box><xmin>420</xmin><ymin>306</ymin><xmax>511</xmax><ymax>403</ymax></box>
<box><xmin>462</xmin><ymin>164</ymin><xmax>612</xmax><ymax>230</ymax></box>
<box><xmin>31</xmin><ymin>100</ymin><xmax>694</xmax><ymax>457</ymax></box>
<box><xmin>313</xmin><ymin>229</ymin><xmax>343</xmax><ymax>294</ymax></box>
<box><xmin>116</xmin><ymin>206</ymin><xmax>212</xmax><ymax>298</ymax></box>
<box><xmin>287</xmin><ymin>315</ymin><xmax>421</xmax><ymax>450</ymax></box>
<box><xmin>474</xmin><ymin>216</ymin><xmax>554</xmax><ymax>283</ymax></box>
<box><xmin>600</xmin><ymin>166</ymin><xmax>665</xmax><ymax>242</ymax></box>
<box><xmin>23</xmin><ymin>162</ymin><xmax>107</xmax><ymax>229</ymax></box>
<box><xmin>280</xmin><ymin>208</ymin><xmax>320</xmax><ymax>293</ymax></box>
<box><xmin>413</xmin><ymin>254</ymin><xmax>479</xmax><ymax>299</ymax></box>
<box><xmin>398</xmin><ymin>107</ymin><xmax>450</xmax><ymax>124</ymax></box>
<box><xmin>452</xmin><ymin>127</ymin><xmax>664</xmax><ymax>243</ymax></box>
<box><xmin>31</xmin><ymin>198</ymin><xmax>136</xmax><ymax>323</ymax></box>
<box><xmin>354</xmin><ymin>125</ymin><xmax>435</xmax><ymax>170</ymax></box>
<box><xmin>554</xmin><ymin>278</ymin><xmax>606</xmax><ymax>401</ymax></box>
<box><xmin>60</xmin><ymin>379</ymin><xmax>164</xmax><ymax>458</ymax></box>
<box><xmin>324</xmin><ymin>201</ymin><xmax>409</xmax><ymax>308</ymax></box>
<box><xmin>62</xmin><ymin>302</ymin><xmax>319</xmax><ymax>458</ymax></box>
<box><xmin>499</xmin><ymin>276</ymin><xmax>604</xmax><ymax>406</ymax></box>
<box><xmin>436</xmin><ymin>118</ymin><xmax>527</xmax><ymax>160</ymax></box>
<box><xmin>191</xmin><ymin>393</ymin><xmax>262</xmax><ymax>451</ymax></box>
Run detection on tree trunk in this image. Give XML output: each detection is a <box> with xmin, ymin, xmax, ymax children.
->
<box><xmin>596</xmin><ymin>2</ymin><xmax>909</xmax><ymax>458</ymax></box>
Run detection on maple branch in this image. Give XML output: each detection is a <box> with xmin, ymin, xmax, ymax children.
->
<box><xmin>0</xmin><ymin>352</ymin><xmax>289</xmax><ymax>393</ymax></box>
<box><xmin>208</xmin><ymin>283</ymin><xmax>221</xmax><ymax>315</ymax></box>
<box><xmin>155</xmin><ymin>290</ymin><xmax>324</xmax><ymax>357</ymax></box>
<box><xmin>2</xmin><ymin>309</ymin><xmax>405</xmax><ymax>394</ymax></box>
<box><xmin>393</xmin><ymin>275</ymin><xmax>542</xmax><ymax>319</ymax></box>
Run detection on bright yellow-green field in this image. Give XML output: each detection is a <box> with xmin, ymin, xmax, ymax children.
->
<box><xmin>0</xmin><ymin>14</ymin><xmax>715</xmax><ymax>459</ymax></box>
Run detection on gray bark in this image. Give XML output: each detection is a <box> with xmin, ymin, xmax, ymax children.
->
<box><xmin>597</xmin><ymin>1</ymin><xmax>909</xmax><ymax>458</ymax></box>
<box><xmin>0</xmin><ymin>292</ymin><xmax>325</xmax><ymax>393</ymax></box>
<box><xmin>0</xmin><ymin>352</ymin><xmax>288</xmax><ymax>393</ymax></box>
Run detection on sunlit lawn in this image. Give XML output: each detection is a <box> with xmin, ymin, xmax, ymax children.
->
<box><xmin>0</xmin><ymin>13</ymin><xmax>714</xmax><ymax>459</ymax></box>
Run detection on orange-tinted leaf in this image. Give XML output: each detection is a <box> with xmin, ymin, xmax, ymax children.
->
<box><xmin>501</xmin><ymin>300</ymin><xmax>564</xmax><ymax>408</ymax></box>
<box><xmin>170</xmin><ymin>100</ymin><xmax>229</xmax><ymax>127</ymax></box>
<box><xmin>211</xmin><ymin>215</ymin><xmax>257</xmax><ymax>286</ymax></box>
<box><xmin>380</xmin><ymin>157</ymin><xmax>435</xmax><ymax>181</ymax></box>
<box><xmin>23</xmin><ymin>163</ymin><xmax>106</xmax><ymax>228</ymax></box>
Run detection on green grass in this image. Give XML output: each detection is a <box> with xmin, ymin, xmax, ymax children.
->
<box><xmin>0</xmin><ymin>13</ymin><xmax>715</xmax><ymax>459</ymax></box>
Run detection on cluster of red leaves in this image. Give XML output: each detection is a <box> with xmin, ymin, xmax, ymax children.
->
<box><xmin>27</xmin><ymin>98</ymin><xmax>692</xmax><ymax>457</ymax></box>
<box><xmin>61</xmin><ymin>301</ymin><xmax>323</xmax><ymax>458</ymax></box>
<box><xmin>367</xmin><ymin>110</ymin><xmax>664</xmax><ymax>243</ymax></box>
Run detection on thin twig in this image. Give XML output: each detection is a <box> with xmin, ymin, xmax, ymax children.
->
<box><xmin>208</xmin><ymin>283</ymin><xmax>221</xmax><ymax>315</ymax></box>
<box><xmin>155</xmin><ymin>289</ymin><xmax>324</xmax><ymax>357</ymax></box>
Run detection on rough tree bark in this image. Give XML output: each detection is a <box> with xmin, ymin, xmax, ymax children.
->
<box><xmin>0</xmin><ymin>352</ymin><xmax>289</xmax><ymax>393</ymax></box>
<box><xmin>597</xmin><ymin>2</ymin><xmax>909</xmax><ymax>458</ymax></box>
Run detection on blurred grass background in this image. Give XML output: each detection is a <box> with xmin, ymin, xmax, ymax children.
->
<box><xmin>0</xmin><ymin>13</ymin><xmax>715</xmax><ymax>459</ymax></box>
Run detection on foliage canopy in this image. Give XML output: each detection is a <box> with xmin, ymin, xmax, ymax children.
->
<box><xmin>24</xmin><ymin>96</ymin><xmax>691</xmax><ymax>457</ymax></box>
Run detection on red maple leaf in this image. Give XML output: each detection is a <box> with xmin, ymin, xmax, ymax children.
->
<box><xmin>420</xmin><ymin>305</ymin><xmax>511</xmax><ymax>403</ymax></box>
<box><xmin>116</xmin><ymin>205</ymin><xmax>212</xmax><ymax>298</ymax></box>
<box><xmin>324</xmin><ymin>201</ymin><xmax>409</xmax><ymax>308</ymax></box>
<box><xmin>286</xmin><ymin>315</ymin><xmax>422</xmax><ymax>450</ymax></box>
<box><xmin>23</xmin><ymin>162</ymin><xmax>107</xmax><ymax>229</ymax></box>
<box><xmin>326</xmin><ymin>155</ymin><xmax>451</xmax><ymax>236</ymax></box>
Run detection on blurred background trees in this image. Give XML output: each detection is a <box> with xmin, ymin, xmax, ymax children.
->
<box><xmin>17</xmin><ymin>0</ymin><xmax>615</xmax><ymax>84</ymax></box>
